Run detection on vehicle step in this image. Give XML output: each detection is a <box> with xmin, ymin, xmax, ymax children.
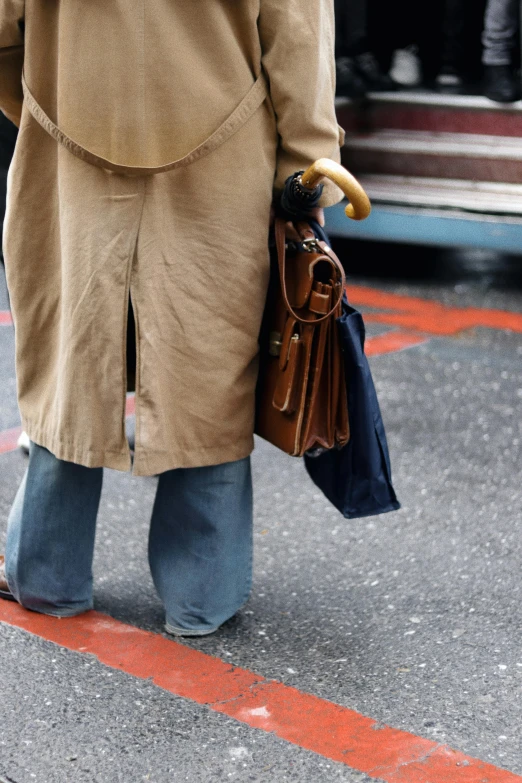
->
<box><xmin>338</xmin><ymin>90</ymin><xmax>522</xmax><ymax>111</ymax></box>
<box><xmin>336</xmin><ymin>91</ymin><xmax>522</xmax><ymax>137</ymax></box>
<box><xmin>358</xmin><ymin>175</ymin><xmax>522</xmax><ymax>215</ymax></box>
<box><xmin>342</xmin><ymin>130</ymin><xmax>522</xmax><ymax>183</ymax></box>
<box><xmin>326</xmin><ymin>200</ymin><xmax>522</xmax><ymax>252</ymax></box>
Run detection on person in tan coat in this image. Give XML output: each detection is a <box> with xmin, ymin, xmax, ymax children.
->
<box><xmin>0</xmin><ymin>0</ymin><xmax>344</xmax><ymax>634</ymax></box>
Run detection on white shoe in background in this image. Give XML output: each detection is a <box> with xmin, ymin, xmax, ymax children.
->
<box><xmin>435</xmin><ymin>66</ymin><xmax>464</xmax><ymax>93</ymax></box>
<box><xmin>17</xmin><ymin>431</ymin><xmax>30</xmax><ymax>454</ymax></box>
<box><xmin>390</xmin><ymin>46</ymin><xmax>422</xmax><ymax>87</ymax></box>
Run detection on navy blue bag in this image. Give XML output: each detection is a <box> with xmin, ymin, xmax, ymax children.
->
<box><xmin>303</xmin><ymin>223</ymin><xmax>400</xmax><ymax>519</ymax></box>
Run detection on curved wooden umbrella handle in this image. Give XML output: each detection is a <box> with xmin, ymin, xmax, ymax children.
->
<box><xmin>300</xmin><ymin>158</ymin><xmax>371</xmax><ymax>221</ymax></box>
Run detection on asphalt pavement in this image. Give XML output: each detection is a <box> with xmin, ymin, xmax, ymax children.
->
<box><xmin>0</xmin><ymin>240</ymin><xmax>521</xmax><ymax>783</ymax></box>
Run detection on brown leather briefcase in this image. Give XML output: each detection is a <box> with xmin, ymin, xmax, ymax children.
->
<box><xmin>255</xmin><ymin>218</ymin><xmax>350</xmax><ymax>457</ymax></box>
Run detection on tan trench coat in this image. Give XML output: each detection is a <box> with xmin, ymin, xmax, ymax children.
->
<box><xmin>0</xmin><ymin>0</ymin><xmax>344</xmax><ymax>476</ymax></box>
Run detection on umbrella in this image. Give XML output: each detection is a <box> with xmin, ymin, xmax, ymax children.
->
<box><xmin>280</xmin><ymin>158</ymin><xmax>371</xmax><ymax>222</ymax></box>
<box><xmin>278</xmin><ymin>159</ymin><xmax>400</xmax><ymax>520</ymax></box>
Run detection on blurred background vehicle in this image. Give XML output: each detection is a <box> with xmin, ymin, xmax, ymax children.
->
<box><xmin>330</xmin><ymin>0</ymin><xmax>522</xmax><ymax>255</ymax></box>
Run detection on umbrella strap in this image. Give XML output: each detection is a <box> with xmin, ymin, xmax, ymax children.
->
<box><xmin>21</xmin><ymin>71</ymin><xmax>268</xmax><ymax>175</ymax></box>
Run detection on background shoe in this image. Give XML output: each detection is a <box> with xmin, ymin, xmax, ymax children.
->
<box><xmin>390</xmin><ymin>46</ymin><xmax>422</xmax><ymax>87</ymax></box>
<box><xmin>483</xmin><ymin>65</ymin><xmax>520</xmax><ymax>103</ymax></box>
<box><xmin>354</xmin><ymin>52</ymin><xmax>398</xmax><ymax>92</ymax></box>
<box><xmin>435</xmin><ymin>65</ymin><xmax>465</xmax><ymax>94</ymax></box>
<box><xmin>335</xmin><ymin>57</ymin><xmax>367</xmax><ymax>100</ymax></box>
<box><xmin>0</xmin><ymin>555</ymin><xmax>15</xmax><ymax>601</ymax></box>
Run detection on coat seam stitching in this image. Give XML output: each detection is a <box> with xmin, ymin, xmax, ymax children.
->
<box><xmin>21</xmin><ymin>72</ymin><xmax>268</xmax><ymax>174</ymax></box>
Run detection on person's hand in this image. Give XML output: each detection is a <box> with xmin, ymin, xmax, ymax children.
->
<box><xmin>270</xmin><ymin>207</ymin><xmax>325</xmax><ymax>241</ymax></box>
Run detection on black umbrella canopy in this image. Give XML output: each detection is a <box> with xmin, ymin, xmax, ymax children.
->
<box><xmin>280</xmin><ymin>170</ymin><xmax>324</xmax><ymax>221</ymax></box>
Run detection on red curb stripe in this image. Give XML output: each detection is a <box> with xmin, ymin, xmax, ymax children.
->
<box><xmin>0</xmin><ymin>310</ymin><xmax>12</xmax><ymax>326</ymax></box>
<box><xmin>365</xmin><ymin>332</ymin><xmax>429</xmax><ymax>357</ymax></box>
<box><xmin>0</xmin><ymin>603</ymin><xmax>520</xmax><ymax>783</ymax></box>
<box><xmin>0</xmin><ymin>426</ymin><xmax>22</xmax><ymax>455</ymax></box>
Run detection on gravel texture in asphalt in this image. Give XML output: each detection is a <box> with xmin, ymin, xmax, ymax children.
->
<box><xmin>1</xmin><ymin>244</ymin><xmax>521</xmax><ymax>782</ymax></box>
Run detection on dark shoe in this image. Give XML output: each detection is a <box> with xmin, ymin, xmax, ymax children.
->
<box><xmin>0</xmin><ymin>555</ymin><xmax>15</xmax><ymax>601</ymax></box>
<box><xmin>354</xmin><ymin>52</ymin><xmax>398</xmax><ymax>92</ymax></box>
<box><xmin>484</xmin><ymin>65</ymin><xmax>520</xmax><ymax>103</ymax></box>
<box><xmin>336</xmin><ymin>56</ymin><xmax>367</xmax><ymax>100</ymax></box>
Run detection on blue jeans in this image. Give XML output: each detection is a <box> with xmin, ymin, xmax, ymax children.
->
<box><xmin>4</xmin><ymin>443</ymin><xmax>253</xmax><ymax>633</ymax></box>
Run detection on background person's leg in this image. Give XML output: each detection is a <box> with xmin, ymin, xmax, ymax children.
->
<box><xmin>334</xmin><ymin>0</ymin><xmax>367</xmax><ymax>58</ymax></box>
<box><xmin>148</xmin><ymin>457</ymin><xmax>253</xmax><ymax>635</ymax></box>
<box><xmin>5</xmin><ymin>443</ymin><xmax>103</xmax><ymax>616</ymax></box>
<box><xmin>483</xmin><ymin>0</ymin><xmax>519</xmax><ymax>64</ymax></box>
<box><xmin>334</xmin><ymin>0</ymin><xmax>369</xmax><ymax>99</ymax></box>
<box><xmin>437</xmin><ymin>0</ymin><xmax>468</xmax><ymax>87</ymax></box>
<box><xmin>482</xmin><ymin>0</ymin><xmax>519</xmax><ymax>100</ymax></box>
<box><xmin>335</xmin><ymin>0</ymin><xmax>396</xmax><ymax>96</ymax></box>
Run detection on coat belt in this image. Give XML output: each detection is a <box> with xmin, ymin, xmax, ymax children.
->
<box><xmin>21</xmin><ymin>72</ymin><xmax>269</xmax><ymax>175</ymax></box>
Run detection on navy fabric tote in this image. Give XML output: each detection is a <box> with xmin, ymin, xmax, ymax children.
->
<box><xmin>303</xmin><ymin>223</ymin><xmax>400</xmax><ymax>519</ymax></box>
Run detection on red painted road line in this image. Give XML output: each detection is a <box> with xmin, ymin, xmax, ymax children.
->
<box><xmin>347</xmin><ymin>285</ymin><xmax>522</xmax><ymax>336</ymax></box>
<box><xmin>0</xmin><ymin>603</ymin><xmax>520</xmax><ymax>783</ymax></box>
<box><xmin>0</xmin><ymin>426</ymin><xmax>22</xmax><ymax>455</ymax></box>
<box><xmin>365</xmin><ymin>332</ymin><xmax>429</xmax><ymax>357</ymax></box>
<box><xmin>0</xmin><ymin>310</ymin><xmax>12</xmax><ymax>326</ymax></box>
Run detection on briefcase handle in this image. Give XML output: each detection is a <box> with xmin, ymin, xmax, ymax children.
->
<box><xmin>275</xmin><ymin>219</ymin><xmax>345</xmax><ymax>326</ymax></box>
